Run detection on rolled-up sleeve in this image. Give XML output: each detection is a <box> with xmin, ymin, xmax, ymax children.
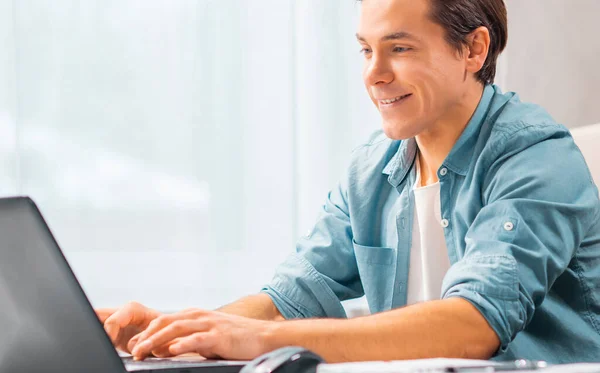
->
<box><xmin>442</xmin><ymin>129</ymin><xmax>600</xmax><ymax>353</ymax></box>
<box><xmin>261</xmin><ymin>172</ymin><xmax>363</xmax><ymax>319</ymax></box>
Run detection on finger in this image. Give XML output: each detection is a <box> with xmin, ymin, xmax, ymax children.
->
<box><xmin>131</xmin><ymin>310</ymin><xmax>201</xmax><ymax>350</ymax></box>
<box><xmin>96</xmin><ymin>308</ymin><xmax>118</xmax><ymax>324</ymax></box>
<box><xmin>104</xmin><ymin>302</ymin><xmax>146</xmax><ymax>344</ymax></box>
<box><xmin>130</xmin><ymin>314</ymin><xmax>175</xmax><ymax>353</ymax></box>
<box><xmin>132</xmin><ymin>319</ymin><xmax>209</xmax><ymax>359</ymax></box>
<box><xmin>104</xmin><ymin>310</ymin><xmax>134</xmax><ymax>343</ymax></box>
<box><xmin>127</xmin><ymin>333</ymin><xmax>143</xmax><ymax>354</ymax></box>
<box><xmin>180</xmin><ymin>308</ymin><xmax>208</xmax><ymax>316</ymax></box>
<box><xmin>168</xmin><ymin>332</ymin><xmax>217</xmax><ymax>357</ymax></box>
<box><xmin>129</xmin><ymin>310</ymin><xmax>207</xmax><ymax>358</ymax></box>
<box><xmin>133</xmin><ymin>320</ymin><xmax>204</xmax><ymax>359</ymax></box>
<box><xmin>151</xmin><ymin>338</ymin><xmax>183</xmax><ymax>358</ymax></box>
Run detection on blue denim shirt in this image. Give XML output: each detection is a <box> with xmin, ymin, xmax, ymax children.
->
<box><xmin>262</xmin><ymin>85</ymin><xmax>600</xmax><ymax>363</ymax></box>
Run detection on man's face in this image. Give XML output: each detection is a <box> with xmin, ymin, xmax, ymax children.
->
<box><xmin>357</xmin><ymin>0</ymin><xmax>473</xmax><ymax>140</ymax></box>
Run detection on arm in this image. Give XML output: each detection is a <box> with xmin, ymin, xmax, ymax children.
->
<box><xmin>217</xmin><ymin>293</ymin><xmax>284</xmax><ymax>321</ymax></box>
<box><xmin>439</xmin><ymin>129</ymin><xmax>599</xmax><ymax>357</ymax></box>
<box><xmin>265</xmin><ymin>298</ymin><xmax>499</xmax><ymax>362</ymax></box>
<box><xmin>261</xmin><ymin>170</ymin><xmax>364</xmax><ymax>319</ymax></box>
<box><xmin>130</xmin><ymin>296</ymin><xmax>499</xmax><ymax>361</ymax></box>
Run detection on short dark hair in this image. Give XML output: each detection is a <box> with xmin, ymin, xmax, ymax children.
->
<box><xmin>358</xmin><ymin>0</ymin><xmax>508</xmax><ymax>84</ymax></box>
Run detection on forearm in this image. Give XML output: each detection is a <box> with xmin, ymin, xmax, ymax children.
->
<box><xmin>217</xmin><ymin>293</ymin><xmax>285</xmax><ymax>321</ymax></box>
<box><xmin>265</xmin><ymin>297</ymin><xmax>500</xmax><ymax>363</ymax></box>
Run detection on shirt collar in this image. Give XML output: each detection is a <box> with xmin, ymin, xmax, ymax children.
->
<box><xmin>382</xmin><ymin>84</ymin><xmax>496</xmax><ymax>187</ymax></box>
<box><xmin>382</xmin><ymin>137</ymin><xmax>418</xmax><ymax>188</ymax></box>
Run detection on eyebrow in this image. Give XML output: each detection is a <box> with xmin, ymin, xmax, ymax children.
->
<box><xmin>355</xmin><ymin>31</ymin><xmax>419</xmax><ymax>43</ymax></box>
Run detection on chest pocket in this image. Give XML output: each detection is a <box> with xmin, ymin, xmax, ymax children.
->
<box><xmin>353</xmin><ymin>240</ymin><xmax>397</xmax><ymax>313</ymax></box>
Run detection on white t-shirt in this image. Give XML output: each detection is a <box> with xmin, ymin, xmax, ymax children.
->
<box><xmin>406</xmin><ymin>155</ymin><xmax>452</xmax><ymax>305</ymax></box>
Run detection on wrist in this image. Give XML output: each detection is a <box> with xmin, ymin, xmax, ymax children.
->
<box><xmin>259</xmin><ymin>318</ymin><xmax>350</xmax><ymax>362</ymax></box>
<box><xmin>260</xmin><ymin>319</ymin><xmax>288</xmax><ymax>353</ymax></box>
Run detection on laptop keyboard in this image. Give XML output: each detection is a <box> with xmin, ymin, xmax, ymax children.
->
<box><xmin>122</xmin><ymin>356</ymin><xmax>247</xmax><ymax>372</ymax></box>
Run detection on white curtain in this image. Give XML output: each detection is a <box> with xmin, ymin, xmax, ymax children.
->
<box><xmin>0</xmin><ymin>0</ymin><xmax>597</xmax><ymax>312</ymax></box>
<box><xmin>0</xmin><ymin>0</ymin><xmax>379</xmax><ymax>311</ymax></box>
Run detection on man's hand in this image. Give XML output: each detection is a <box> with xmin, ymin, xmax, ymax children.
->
<box><xmin>130</xmin><ymin>309</ymin><xmax>274</xmax><ymax>361</ymax></box>
<box><xmin>96</xmin><ymin>302</ymin><xmax>163</xmax><ymax>354</ymax></box>
<box><xmin>96</xmin><ymin>294</ymin><xmax>283</xmax><ymax>359</ymax></box>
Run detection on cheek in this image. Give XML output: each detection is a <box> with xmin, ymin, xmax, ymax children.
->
<box><xmin>391</xmin><ymin>59</ymin><xmax>435</xmax><ymax>95</ymax></box>
<box><xmin>429</xmin><ymin>51</ymin><xmax>466</xmax><ymax>86</ymax></box>
<box><xmin>408</xmin><ymin>58</ymin><xmax>463</xmax><ymax>111</ymax></box>
<box><xmin>397</xmin><ymin>64</ymin><xmax>438</xmax><ymax>111</ymax></box>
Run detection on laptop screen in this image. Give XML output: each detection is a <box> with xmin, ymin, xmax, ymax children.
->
<box><xmin>0</xmin><ymin>197</ymin><xmax>126</xmax><ymax>373</ymax></box>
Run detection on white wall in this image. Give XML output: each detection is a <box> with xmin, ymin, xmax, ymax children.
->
<box><xmin>502</xmin><ymin>0</ymin><xmax>600</xmax><ymax>127</ymax></box>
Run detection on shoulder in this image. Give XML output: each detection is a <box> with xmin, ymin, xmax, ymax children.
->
<box><xmin>485</xmin><ymin>89</ymin><xmax>571</xmax><ymax>158</ymax></box>
<box><xmin>478</xmin><ymin>89</ymin><xmax>597</xmax><ymax>205</ymax></box>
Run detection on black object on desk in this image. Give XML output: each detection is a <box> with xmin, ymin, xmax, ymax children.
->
<box><xmin>240</xmin><ymin>346</ymin><xmax>324</xmax><ymax>373</ymax></box>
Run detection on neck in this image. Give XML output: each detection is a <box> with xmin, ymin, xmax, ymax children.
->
<box><xmin>416</xmin><ymin>84</ymin><xmax>485</xmax><ymax>187</ymax></box>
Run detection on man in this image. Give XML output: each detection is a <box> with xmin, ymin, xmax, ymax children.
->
<box><xmin>98</xmin><ymin>0</ymin><xmax>600</xmax><ymax>363</ymax></box>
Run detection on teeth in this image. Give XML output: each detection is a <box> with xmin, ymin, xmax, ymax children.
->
<box><xmin>381</xmin><ymin>94</ymin><xmax>409</xmax><ymax>104</ymax></box>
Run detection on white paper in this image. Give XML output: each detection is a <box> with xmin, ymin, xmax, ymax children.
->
<box><xmin>317</xmin><ymin>358</ymin><xmax>497</xmax><ymax>373</ymax></box>
<box><xmin>318</xmin><ymin>359</ymin><xmax>600</xmax><ymax>373</ymax></box>
<box><xmin>535</xmin><ymin>364</ymin><xmax>600</xmax><ymax>373</ymax></box>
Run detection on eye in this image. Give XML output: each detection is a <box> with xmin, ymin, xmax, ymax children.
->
<box><xmin>393</xmin><ymin>46</ymin><xmax>411</xmax><ymax>53</ymax></box>
<box><xmin>359</xmin><ymin>47</ymin><xmax>372</xmax><ymax>55</ymax></box>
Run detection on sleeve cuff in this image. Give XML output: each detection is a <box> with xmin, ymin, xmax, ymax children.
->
<box><xmin>445</xmin><ymin>289</ymin><xmax>518</xmax><ymax>354</ymax></box>
<box><xmin>260</xmin><ymin>285</ymin><xmax>303</xmax><ymax>320</ymax></box>
<box><xmin>442</xmin><ymin>255</ymin><xmax>528</xmax><ymax>354</ymax></box>
<box><xmin>260</xmin><ymin>254</ymin><xmax>348</xmax><ymax>319</ymax></box>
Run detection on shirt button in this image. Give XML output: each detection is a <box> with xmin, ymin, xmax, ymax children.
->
<box><xmin>439</xmin><ymin>168</ymin><xmax>448</xmax><ymax>176</ymax></box>
<box><xmin>504</xmin><ymin>222</ymin><xmax>514</xmax><ymax>231</ymax></box>
<box><xmin>441</xmin><ymin>219</ymin><xmax>449</xmax><ymax>228</ymax></box>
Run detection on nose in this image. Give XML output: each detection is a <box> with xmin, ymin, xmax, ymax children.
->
<box><xmin>364</xmin><ymin>54</ymin><xmax>394</xmax><ymax>86</ymax></box>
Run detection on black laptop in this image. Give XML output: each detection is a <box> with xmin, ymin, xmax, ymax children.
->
<box><xmin>0</xmin><ymin>196</ymin><xmax>247</xmax><ymax>373</ymax></box>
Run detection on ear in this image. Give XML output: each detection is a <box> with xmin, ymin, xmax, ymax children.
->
<box><xmin>465</xmin><ymin>26</ymin><xmax>491</xmax><ymax>76</ymax></box>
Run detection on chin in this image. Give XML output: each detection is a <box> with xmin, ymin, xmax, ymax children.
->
<box><xmin>381</xmin><ymin>119</ymin><xmax>420</xmax><ymax>141</ymax></box>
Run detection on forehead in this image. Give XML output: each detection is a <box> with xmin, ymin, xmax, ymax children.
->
<box><xmin>357</xmin><ymin>0</ymin><xmax>436</xmax><ymax>40</ymax></box>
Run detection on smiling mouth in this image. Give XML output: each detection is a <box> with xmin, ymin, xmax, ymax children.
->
<box><xmin>379</xmin><ymin>93</ymin><xmax>412</xmax><ymax>105</ymax></box>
